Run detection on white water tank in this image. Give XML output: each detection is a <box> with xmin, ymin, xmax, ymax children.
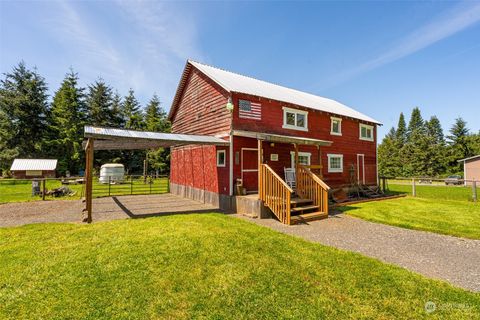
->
<box><xmin>99</xmin><ymin>164</ymin><xmax>125</xmax><ymax>184</ymax></box>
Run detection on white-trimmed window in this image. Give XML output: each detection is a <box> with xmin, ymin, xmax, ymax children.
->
<box><xmin>282</xmin><ymin>107</ymin><xmax>308</xmax><ymax>131</ymax></box>
<box><xmin>290</xmin><ymin>152</ymin><xmax>311</xmax><ymax>168</ymax></box>
<box><xmin>217</xmin><ymin>150</ymin><xmax>226</xmax><ymax>167</ymax></box>
<box><xmin>327</xmin><ymin>154</ymin><xmax>343</xmax><ymax>173</ymax></box>
<box><xmin>359</xmin><ymin>123</ymin><xmax>374</xmax><ymax>141</ymax></box>
<box><xmin>330</xmin><ymin>117</ymin><xmax>342</xmax><ymax>135</ymax></box>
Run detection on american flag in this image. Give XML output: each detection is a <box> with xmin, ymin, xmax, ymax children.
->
<box><xmin>239</xmin><ymin>99</ymin><xmax>262</xmax><ymax>120</ymax></box>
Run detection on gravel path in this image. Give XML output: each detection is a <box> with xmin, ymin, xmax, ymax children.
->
<box><xmin>237</xmin><ymin>213</ymin><xmax>480</xmax><ymax>292</ymax></box>
<box><xmin>0</xmin><ymin>194</ymin><xmax>219</xmax><ymax>228</ymax></box>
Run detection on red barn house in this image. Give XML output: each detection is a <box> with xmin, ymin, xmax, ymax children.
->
<box><xmin>169</xmin><ymin>60</ymin><xmax>381</xmax><ymax>224</ymax></box>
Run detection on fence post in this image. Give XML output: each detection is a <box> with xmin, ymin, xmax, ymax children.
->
<box><xmin>382</xmin><ymin>177</ymin><xmax>386</xmax><ymax>192</ymax></box>
<box><xmin>42</xmin><ymin>179</ymin><xmax>46</xmax><ymax>201</ymax></box>
<box><xmin>130</xmin><ymin>176</ymin><xmax>133</xmax><ymax>195</ymax></box>
<box><xmin>412</xmin><ymin>178</ymin><xmax>416</xmax><ymax>197</ymax></box>
<box><xmin>149</xmin><ymin>176</ymin><xmax>152</xmax><ymax>194</ymax></box>
<box><xmin>473</xmin><ymin>179</ymin><xmax>477</xmax><ymax>202</ymax></box>
<box><xmin>108</xmin><ymin>176</ymin><xmax>111</xmax><ymax>196</ymax></box>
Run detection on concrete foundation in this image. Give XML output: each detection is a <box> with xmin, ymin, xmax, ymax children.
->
<box><xmin>235</xmin><ymin>194</ymin><xmax>272</xmax><ymax>218</ymax></box>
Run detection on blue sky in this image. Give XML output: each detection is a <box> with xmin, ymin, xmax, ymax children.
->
<box><xmin>1</xmin><ymin>1</ymin><xmax>480</xmax><ymax>139</ymax></box>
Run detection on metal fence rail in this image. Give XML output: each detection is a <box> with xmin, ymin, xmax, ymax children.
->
<box><xmin>380</xmin><ymin>177</ymin><xmax>478</xmax><ymax>202</ymax></box>
<box><xmin>0</xmin><ymin>175</ymin><xmax>170</xmax><ymax>203</ymax></box>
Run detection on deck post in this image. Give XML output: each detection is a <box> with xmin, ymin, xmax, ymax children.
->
<box><xmin>317</xmin><ymin>145</ymin><xmax>323</xmax><ymax>178</ymax></box>
<box><xmin>258</xmin><ymin>139</ymin><xmax>263</xmax><ymax>200</ymax></box>
<box><xmin>84</xmin><ymin>138</ymin><xmax>94</xmax><ymax>223</ymax></box>
<box><xmin>294</xmin><ymin>143</ymin><xmax>299</xmax><ymax>186</ymax></box>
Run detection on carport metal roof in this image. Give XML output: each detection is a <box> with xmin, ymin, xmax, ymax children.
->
<box><xmin>84</xmin><ymin>126</ymin><xmax>229</xmax><ymax>150</ymax></box>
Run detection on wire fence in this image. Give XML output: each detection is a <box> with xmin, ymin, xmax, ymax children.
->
<box><xmin>380</xmin><ymin>177</ymin><xmax>478</xmax><ymax>202</ymax></box>
<box><xmin>0</xmin><ymin>175</ymin><xmax>169</xmax><ymax>204</ymax></box>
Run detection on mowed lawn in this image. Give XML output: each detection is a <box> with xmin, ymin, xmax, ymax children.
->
<box><xmin>0</xmin><ymin>177</ymin><xmax>169</xmax><ymax>203</ymax></box>
<box><xmin>339</xmin><ymin>197</ymin><xmax>480</xmax><ymax>239</ymax></box>
<box><xmin>387</xmin><ymin>183</ymin><xmax>479</xmax><ymax>202</ymax></box>
<box><xmin>1</xmin><ymin>214</ymin><xmax>479</xmax><ymax>319</ymax></box>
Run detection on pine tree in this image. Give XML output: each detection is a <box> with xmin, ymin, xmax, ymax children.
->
<box><xmin>425</xmin><ymin>116</ymin><xmax>446</xmax><ymax>176</ymax></box>
<box><xmin>85</xmin><ymin>79</ymin><xmax>113</xmax><ymax>126</ymax></box>
<box><xmin>110</xmin><ymin>91</ymin><xmax>124</xmax><ymax>127</ymax></box>
<box><xmin>395</xmin><ymin>113</ymin><xmax>407</xmax><ymax>146</ymax></box>
<box><xmin>123</xmin><ymin>89</ymin><xmax>144</xmax><ymax>130</ymax></box>
<box><xmin>0</xmin><ymin>109</ymin><xmax>19</xmax><ymax>173</ymax></box>
<box><xmin>426</xmin><ymin>116</ymin><xmax>444</xmax><ymax>144</ymax></box>
<box><xmin>406</xmin><ymin>107</ymin><xmax>425</xmax><ymax>140</ymax></box>
<box><xmin>47</xmin><ymin>69</ymin><xmax>85</xmax><ymax>174</ymax></box>
<box><xmin>0</xmin><ymin>62</ymin><xmax>49</xmax><ymax>157</ymax></box>
<box><xmin>446</xmin><ymin>118</ymin><xmax>471</xmax><ymax>173</ymax></box>
<box><xmin>378</xmin><ymin>127</ymin><xmax>399</xmax><ymax>177</ymax></box>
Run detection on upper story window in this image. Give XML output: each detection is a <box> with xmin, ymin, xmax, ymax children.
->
<box><xmin>282</xmin><ymin>107</ymin><xmax>308</xmax><ymax>131</ymax></box>
<box><xmin>330</xmin><ymin>117</ymin><xmax>342</xmax><ymax>136</ymax></box>
<box><xmin>327</xmin><ymin>154</ymin><xmax>343</xmax><ymax>173</ymax></box>
<box><xmin>359</xmin><ymin>123</ymin><xmax>374</xmax><ymax>141</ymax></box>
<box><xmin>217</xmin><ymin>150</ymin><xmax>226</xmax><ymax>167</ymax></box>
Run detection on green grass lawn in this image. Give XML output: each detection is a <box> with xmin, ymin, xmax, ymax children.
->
<box><xmin>0</xmin><ymin>214</ymin><xmax>479</xmax><ymax>319</ymax></box>
<box><xmin>386</xmin><ymin>183</ymin><xmax>479</xmax><ymax>202</ymax></box>
<box><xmin>0</xmin><ymin>177</ymin><xmax>169</xmax><ymax>203</ymax></box>
<box><xmin>339</xmin><ymin>197</ymin><xmax>480</xmax><ymax>239</ymax></box>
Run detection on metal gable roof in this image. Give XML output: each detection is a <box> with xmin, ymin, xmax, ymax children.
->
<box><xmin>185</xmin><ymin>60</ymin><xmax>381</xmax><ymax>125</ymax></box>
<box><xmin>10</xmin><ymin>159</ymin><xmax>58</xmax><ymax>171</ymax></box>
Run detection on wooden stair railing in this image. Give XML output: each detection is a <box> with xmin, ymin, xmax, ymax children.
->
<box><xmin>259</xmin><ymin>164</ymin><xmax>293</xmax><ymax>225</ymax></box>
<box><xmin>297</xmin><ymin>165</ymin><xmax>330</xmax><ymax>215</ymax></box>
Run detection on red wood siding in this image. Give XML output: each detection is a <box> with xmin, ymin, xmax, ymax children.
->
<box><xmin>171</xmin><ymin>68</ymin><xmax>231</xmax><ymax>136</ymax></box>
<box><xmin>170</xmin><ymin>145</ymin><xmax>229</xmax><ymax>195</ymax></box>
<box><xmin>232</xmin><ymin>93</ymin><xmax>378</xmax><ymax>187</ymax></box>
<box><xmin>11</xmin><ymin>170</ymin><xmax>56</xmax><ymax>179</ymax></box>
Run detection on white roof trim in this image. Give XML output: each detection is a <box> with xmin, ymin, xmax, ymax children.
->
<box><xmin>188</xmin><ymin>60</ymin><xmax>381</xmax><ymax>125</ymax></box>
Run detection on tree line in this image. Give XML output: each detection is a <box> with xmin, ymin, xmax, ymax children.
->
<box><xmin>0</xmin><ymin>62</ymin><xmax>171</xmax><ymax>177</ymax></box>
<box><xmin>378</xmin><ymin>107</ymin><xmax>480</xmax><ymax>178</ymax></box>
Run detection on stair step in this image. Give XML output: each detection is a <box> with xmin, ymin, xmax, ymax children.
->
<box><xmin>291</xmin><ymin>204</ymin><xmax>319</xmax><ymax>213</ymax></box>
<box><xmin>290</xmin><ymin>211</ymin><xmax>328</xmax><ymax>224</ymax></box>
<box><xmin>291</xmin><ymin>198</ymin><xmax>313</xmax><ymax>206</ymax></box>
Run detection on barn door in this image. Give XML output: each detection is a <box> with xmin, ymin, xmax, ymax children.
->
<box><xmin>241</xmin><ymin>148</ymin><xmax>258</xmax><ymax>192</ymax></box>
<box><xmin>357</xmin><ymin>154</ymin><xmax>365</xmax><ymax>184</ymax></box>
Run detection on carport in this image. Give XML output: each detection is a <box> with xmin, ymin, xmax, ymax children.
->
<box><xmin>83</xmin><ymin>126</ymin><xmax>229</xmax><ymax>223</ymax></box>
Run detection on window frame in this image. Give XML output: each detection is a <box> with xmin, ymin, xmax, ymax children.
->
<box><xmin>282</xmin><ymin>107</ymin><xmax>308</xmax><ymax>131</ymax></box>
<box><xmin>330</xmin><ymin>116</ymin><xmax>342</xmax><ymax>136</ymax></box>
<box><xmin>290</xmin><ymin>151</ymin><xmax>311</xmax><ymax>168</ymax></box>
<box><xmin>359</xmin><ymin>123</ymin><xmax>374</xmax><ymax>141</ymax></box>
<box><xmin>327</xmin><ymin>154</ymin><xmax>343</xmax><ymax>173</ymax></box>
<box><xmin>216</xmin><ymin>150</ymin><xmax>226</xmax><ymax>167</ymax></box>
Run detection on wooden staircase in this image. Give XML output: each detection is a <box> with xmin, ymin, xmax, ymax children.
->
<box><xmin>259</xmin><ymin>164</ymin><xmax>330</xmax><ymax>225</ymax></box>
<box><xmin>290</xmin><ymin>196</ymin><xmax>328</xmax><ymax>224</ymax></box>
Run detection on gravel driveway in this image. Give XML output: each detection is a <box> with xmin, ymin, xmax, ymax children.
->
<box><xmin>237</xmin><ymin>213</ymin><xmax>480</xmax><ymax>292</ymax></box>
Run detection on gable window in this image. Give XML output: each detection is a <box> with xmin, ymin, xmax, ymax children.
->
<box><xmin>330</xmin><ymin>117</ymin><xmax>342</xmax><ymax>135</ymax></box>
<box><xmin>290</xmin><ymin>152</ymin><xmax>311</xmax><ymax>168</ymax></box>
<box><xmin>327</xmin><ymin>154</ymin><xmax>343</xmax><ymax>173</ymax></box>
<box><xmin>359</xmin><ymin>124</ymin><xmax>374</xmax><ymax>141</ymax></box>
<box><xmin>283</xmin><ymin>107</ymin><xmax>308</xmax><ymax>131</ymax></box>
<box><xmin>217</xmin><ymin>150</ymin><xmax>226</xmax><ymax>167</ymax></box>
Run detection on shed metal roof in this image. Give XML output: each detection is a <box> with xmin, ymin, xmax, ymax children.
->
<box><xmin>458</xmin><ymin>155</ymin><xmax>480</xmax><ymax>162</ymax></box>
<box><xmin>10</xmin><ymin>159</ymin><xmax>58</xmax><ymax>171</ymax></box>
<box><xmin>171</xmin><ymin>60</ymin><xmax>381</xmax><ymax>125</ymax></box>
<box><xmin>84</xmin><ymin>126</ymin><xmax>229</xmax><ymax>150</ymax></box>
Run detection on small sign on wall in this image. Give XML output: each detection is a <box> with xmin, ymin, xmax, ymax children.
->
<box><xmin>270</xmin><ymin>154</ymin><xmax>279</xmax><ymax>161</ymax></box>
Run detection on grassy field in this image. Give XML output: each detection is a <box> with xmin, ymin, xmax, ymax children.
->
<box><xmin>339</xmin><ymin>197</ymin><xmax>480</xmax><ymax>239</ymax></box>
<box><xmin>0</xmin><ymin>214</ymin><xmax>478</xmax><ymax>319</ymax></box>
<box><xmin>0</xmin><ymin>177</ymin><xmax>169</xmax><ymax>203</ymax></box>
<box><xmin>386</xmin><ymin>182</ymin><xmax>479</xmax><ymax>202</ymax></box>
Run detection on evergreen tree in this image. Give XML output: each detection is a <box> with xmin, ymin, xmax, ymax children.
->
<box><xmin>395</xmin><ymin>112</ymin><xmax>407</xmax><ymax>146</ymax></box>
<box><xmin>426</xmin><ymin>116</ymin><xmax>444</xmax><ymax>144</ymax></box>
<box><xmin>406</xmin><ymin>107</ymin><xmax>425</xmax><ymax>140</ymax></box>
<box><xmin>378</xmin><ymin>127</ymin><xmax>399</xmax><ymax>177</ymax></box>
<box><xmin>0</xmin><ymin>109</ymin><xmax>19</xmax><ymax>173</ymax></box>
<box><xmin>47</xmin><ymin>69</ymin><xmax>85</xmax><ymax>174</ymax></box>
<box><xmin>425</xmin><ymin>116</ymin><xmax>446</xmax><ymax>176</ymax></box>
<box><xmin>0</xmin><ymin>62</ymin><xmax>49</xmax><ymax>157</ymax></box>
<box><xmin>85</xmin><ymin>79</ymin><xmax>113</xmax><ymax>126</ymax></box>
<box><xmin>110</xmin><ymin>91</ymin><xmax>124</xmax><ymax>127</ymax></box>
<box><xmin>446</xmin><ymin>118</ymin><xmax>471</xmax><ymax>173</ymax></box>
<box><xmin>123</xmin><ymin>89</ymin><xmax>144</xmax><ymax>130</ymax></box>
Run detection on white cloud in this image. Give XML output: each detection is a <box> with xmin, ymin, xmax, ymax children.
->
<box><xmin>324</xmin><ymin>2</ymin><xmax>480</xmax><ymax>87</ymax></box>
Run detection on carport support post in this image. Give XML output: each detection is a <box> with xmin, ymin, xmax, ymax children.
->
<box><xmin>84</xmin><ymin>138</ymin><xmax>94</xmax><ymax>223</ymax></box>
